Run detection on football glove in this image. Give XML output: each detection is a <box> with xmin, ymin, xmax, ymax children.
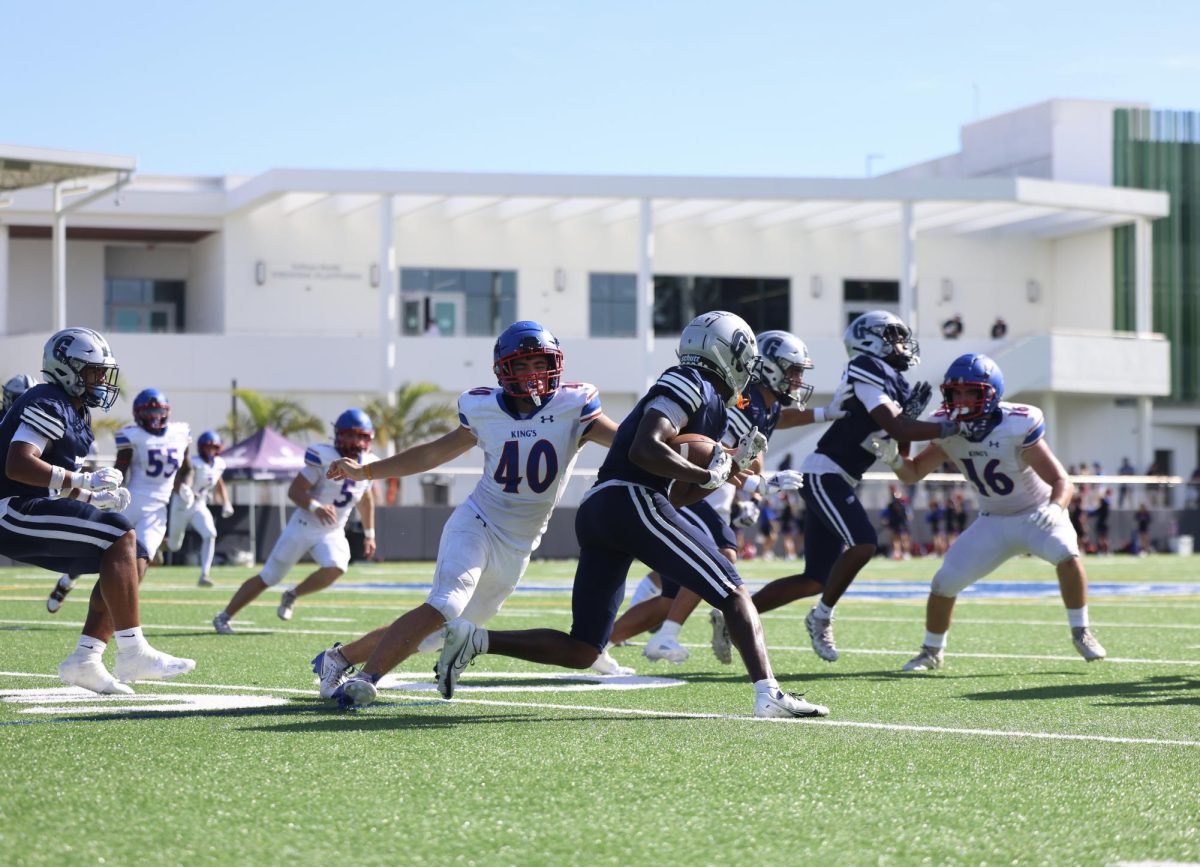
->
<box><xmin>176</xmin><ymin>484</ymin><xmax>196</xmax><ymax>510</ymax></box>
<box><xmin>901</xmin><ymin>381</ymin><xmax>933</xmax><ymax>420</ymax></box>
<box><xmin>700</xmin><ymin>448</ymin><xmax>734</xmax><ymax>490</ymax></box>
<box><xmin>935</xmin><ymin>419</ymin><xmax>962</xmax><ymax>439</ymax></box>
<box><xmin>731</xmin><ymin>499</ymin><xmax>762</xmax><ymax>529</ymax></box>
<box><xmin>731</xmin><ymin>425</ymin><xmax>768</xmax><ymax>471</ymax></box>
<box><xmin>220</xmin><ymin>501</ymin><xmax>235</xmax><ymax>519</ymax></box>
<box><xmin>763</xmin><ymin>470</ymin><xmax>805</xmax><ymax>493</ymax></box>
<box><xmin>77</xmin><ymin>467</ymin><xmax>123</xmax><ymax>492</ymax></box>
<box><xmin>92</xmin><ymin>487</ymin><xmax>132</xmax><ymax>512</ymax></box>
<box><xmin>820</xmin><ymin>380</ymin><xmax>852</xmax><ymax>422</ymax></box>
<box><xmin>1029</xmin><ymin>502</ymin><xmax>1065</xmax><ymax>532</ymax></box>
<box><xmin>872</xmin><ymin>437</ymin><xmax>906</xmax><ymax>471</ymax></box>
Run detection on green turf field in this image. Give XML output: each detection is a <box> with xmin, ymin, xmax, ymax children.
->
<box><xmin>1</xmin><ymin>556</ymin><xmax>1198</xmax><ymax>865</ymax></box>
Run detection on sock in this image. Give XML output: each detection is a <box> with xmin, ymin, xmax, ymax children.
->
<box><xmin>924</xmin><ymin>631</ymin><xmax>947</xmax><ymax>649</ymax></box>
<box><xmin>753</xmin><ymin>677</ymin><xmax>780</xmax><ymax>695</ymax></box>
<box><xmin>114</xmin><ymin>626</ymin><xmax>149</xmax><ymax>652</ymax></box>
<box><xmin>1066</xmin><ymin>606</ymin><xmax>1088</xmax><ymax>629</ymax></box>
<box><xmin>76</xmin><ymin>635</ymin><xmax>105</xmax><ymax>656</ymax></box>
<box><xmin>813</xmin><ymin>601</ymin><xmax>835</xmax><ymax>621</ymax></box>
<box><xmin>657</xmin><ymin>620</ymin><xmax>682</xmax><ymax>640</ymax></box>
<box><xmin>58</xmin><ymin>574</ymin><xmax>76</xmax><ymax>590</ymax></box>
<box><xmin>475</xmin><ymin>628</ymin><xmax>490</xmax><ymax>654</ymax></box>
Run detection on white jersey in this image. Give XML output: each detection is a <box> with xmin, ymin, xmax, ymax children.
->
<box><xmin>459</xmin><ymin>382</ymin><xmax>602</xmax><ymax>553</ymax></box>
<box><xmin>115</xmin><ymin>421</ymin><xmax>192</xmax><ymax>507</ymax></box>
<box><xmin>300</xmin><ymin>443</ymin><xmax>378</xmax><ymax>531</ymax></box>
<box><xmin>934</xmin><ymin>402</ymin><xmax>1050</xmax><ymax>517</ymax></box>
<box><xmin>190</xmin><ymin>455</ymin><xmax>227</xmax><ymax>503</ymax></box>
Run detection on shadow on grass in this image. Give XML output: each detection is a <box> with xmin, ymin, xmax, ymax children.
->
<box><xmin>249</xmin><ymin>709</ymin><xmax>690</xmax><ymax>734</ymax></box>
<box><xmin>963</xmin><ymin>674</ymin><xmax>1200</xmax><ymax>707</ymax></box>
<box><xmin>677</xmin><ymin>669</ymin><xmax>1014</xmax><ymax>686</ymax></box>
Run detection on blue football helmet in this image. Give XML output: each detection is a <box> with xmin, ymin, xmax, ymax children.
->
<box><xmin>197</xmin><ymin>430</ymin><xmax>223</xmax><ymax>459</ymax></box>
<box><xmin>493</xmin><ymin>320</ymin><xmax>564</xmax><ymax>407</ymax></box>
<box><xmin>133</xmin><ymin>388</ymin><xmax>170</xmax><ymax>434</ymax></box>
<box><xmin>334</xmin><ymin>408</ymin><xmax>374</xmax><ymax>458</ymax></box>
<box><xmin>941</xmin><ymin>353</ymin><xmax>1004</xmax><ymax>441</ymax></box>
<box><xmin>843</xmin><ymin>310</ymin><xmax>920</xmax><ymax>371</ymax></box>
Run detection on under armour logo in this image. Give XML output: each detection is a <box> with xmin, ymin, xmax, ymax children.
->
<box><xmin>540</xmin><ymin>415</ymin><xmax>554</xmax><ymax>424</ymax></box>
<box><xmin>988</xmin><ymin>440</ymin><xmax>1001</xmax><ymax>449</ymax></box>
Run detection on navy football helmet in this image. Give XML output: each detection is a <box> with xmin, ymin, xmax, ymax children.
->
<box><xmin>334</xmin><ymin>408</ymin><xmax>374</xmax><ymax>459</ymax></box>
<box><xmin>844</xmin><ymin>310</ymin><xmax>920</xmax><ymax>371</ymax></box>
<box><xmin>197</xmin><ymin>430</ymin><xmax>223</xmax><ymax>460</ymax></box>
<box><xmin>2</xmin><ymin>374</ymin><xmax>37</xmax><ymax>413</ymax></box>
<box><xmin>133</xmin><ymin>388</ymin><xmax>170</xmax><ymax>434</ymax></box>
<box><xmin>493</xmin><ymin>321</ymin><xmax>564</xmax><ymax>407</ymax></box>
<box><xmin>941</xmin><ymin>353</ymin><xmax>1004</xmax><ymax>441</ymax></box>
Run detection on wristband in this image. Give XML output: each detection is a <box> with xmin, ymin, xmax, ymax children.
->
<box><xmin>363</xmin><ymin>528</ymin><xmax>376</xmax><ymax>540</ymax></box>
<box><xmin>813</xmin><ymin>407</ymin><xmax>826</xmax><ymax>424</ymax></box>
<box><xmin>365</xmin><ymin>463</ymin><xmax>374</xmax><ymax>481</ymax></box>
<box><xmin>307</xmin><ymin>500</ymin><xmax>324</xmax><ymax>513</ymax></box>
<box><xmin>75</xmin><ymin>489</ymin><xmax>93</xmax><ymax>504</ymax></box>
<box><xmin>741</xmin><ymin>475</ymin><xmax>763</xmax><ymax>496</ymax></box>
<box><xmin>49</xmin><ymin>465</ymin><xmax>67</xmax><ymax>494</ymax></box>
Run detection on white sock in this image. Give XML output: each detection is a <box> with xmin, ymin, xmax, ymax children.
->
<box><xmin>76</xmin><ymin>635</ymin><xmax>105</xmax><ymax>656</ymax></box>
<box><xmin>753</xmin><ymin>677</ymin><xmax>780</xmax><ymax>695</ymax></box>
<box><xmin>657</xmin><ymin>620</ymin><xmax>682</xmax><ymax>640</ymax></box>
<box><xmin>813</xmin><ymin>601</ymin><xmax>835</xmax><ymax>621</ymax></box>
<box><xmin>114</xmin><ymin>626</ymin><xmax>149</xmax><ymax>652</ymax></box>
<box><xmin>924</xmin><ymin>631</ymin><xmax>947</xmax><ymax>649</ymax></box>
<box><xmin>1067</xmin><ymin>606</ymin><xmax>1088</xmax><ymax>629</ymax></box>
<box><xmin>58</xmin><ymin>574</ymin><xmax>77</xmax><ymax>590</ymax></box>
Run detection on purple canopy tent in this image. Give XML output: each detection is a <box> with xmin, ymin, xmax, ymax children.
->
<box><xmin>222</xmin><ymin>428</ymin><xmax>308</xmax><ymax>562</ymax></box>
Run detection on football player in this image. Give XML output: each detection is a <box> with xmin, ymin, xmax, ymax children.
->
<box><xmin>213</xmin><ymin>409</ymin><xmax>377</xmax><ymax>632</ymax></box>
<box><xmin>166</xmin><ymin>430</ymin><xmax>234</xmax><ymax>587</ymax></box>
<box><xmin>318</xmin><ymin>321</ymin><xmax>619</xmax><ymax>707</ymax></box>
<box><xmin>606</xmin><ymin>329</ymin><xmax>850</xmax><ymax>666</ymax></box>
<box><xmin>2</xmin><ymin>373</ymin><xmax>37</xmax><ymax>415</ymax></box>
<box><xmin>0</xmin><ymin>328</ymin><xmax>194</xmax><ymax>693</ymax></box>
<box><xmin>874</xmin><ymin>353</ymin><xmax>1106</xmax><ymax>670</ymax></box>
<box><xmin>772</xmin><ymin>310</ymin><xmax>961</xmax><ymax>662</ymax></box>
<box><xmin>432</xmin><ymin>311</ymin><xmax>829</xmax><ymax>719</ymax></box>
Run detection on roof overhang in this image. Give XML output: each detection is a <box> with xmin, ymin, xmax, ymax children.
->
<box><xmin>0</xmin><ymin>144</ymin><xmax>136</xmax><ymax>192</ymax></box>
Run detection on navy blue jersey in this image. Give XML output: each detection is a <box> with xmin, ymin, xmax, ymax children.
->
<box><xmin>725</xmin><ymin>385</ymin><xmax>781</xmax><ymax>446</ymax></box>
<box><xmin>596</xmin><ymin>365</ymin><xmax>727</xmax><ymax>495</ymax></box>
<box><xmin>0</xmin><ymin>383</ymin><xmax>94</xmax><ymax>499</ymax></box>
<box><xmin>815</xmin><ymin>355</ymin><xmax>912</xmax><ymax>481</ymax></box>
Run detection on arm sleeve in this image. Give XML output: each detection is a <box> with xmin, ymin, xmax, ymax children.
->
<box><xmin>853</xmin><ymin>381</ymin><xmax>895</xmax><ymax>411</ymax></box>
<box><xmin>12</xmin><ymin>422</ymin><xmax>49</xmax><ymax>452</ymax></box>
<box><xmin>645</xmin><ymin>396</ymin><xmax>689</xmax><ymax>431</ymax></box>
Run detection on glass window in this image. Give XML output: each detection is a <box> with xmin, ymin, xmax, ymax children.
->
<box><xmin>589</xmin><ymin>273</ymin><xmax>638</xmax><ymax>337</ymax></box>
<box><xmin>654</xmin><ymin>275</ymin><xmax>790</xmax><ymax>335</ymax></box>
<box><xmin>843</xmin><ymin>279</ymin><xmax>900</xmax><ymax>327</ymax></box>
<box><xmin>104</xmin><ymin>279</ymin><xmax>185</xmax><ymax>333</ymax></box>
<box><xmin>399</xmin><ymin>268</ymin><xmax>516</xmax><ymax>336</ymax></box>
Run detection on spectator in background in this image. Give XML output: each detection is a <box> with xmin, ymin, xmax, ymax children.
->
<box><xmin>1069</xmin><ymin>493</ymin><xmax>1089</xmax><ymax>553</ymax></box>
<box><xmin>1090</xmin><ymin>488</ymin><xmax>1112</xmax><ymax>554</ymax></box>
<box><xmin>777</xmin><ymin>494</ymin><xmax>801</xmax><ymax>561</ymax></box>
<box><xmin>883</xmin><ymin>486</ymin><xmax>911</xmax><ymax>560</ymax></box>
<box><xmin>1092</xmin><ymin>461</ymin><xmax>1103</xmax><ymax>477</ymax></box>
<box><xmin>926</xmin><ymin>498</ymin><xmax>948</xmax><ymax>557</ymax></box>
<box><xmin>1135</xmin><ymin>503</ymin><xmax>1153</xmax><ymax>554</ymax></box>
<box><xmin>1118</xmin><ymin>457</ymin><xmax>1135</xmax><ymax>507</ymax></box>
<box><xmin>946</xmin><ymin>493</ymin><xmax>968</xmax><ymax>545</ymax></box>
<box><xmin>990</xmin><ymin>317</ymin><xmax>1008</xmax><ymax>339</ymax></box>
<box><xmin>1188</xmin><ymin>466</ymin><xmax>1200</xmax><ymax>509</ymax></box>
<box><xmin>941</xmin><ymin>314</ymin><xmax>964</xmax><ymax>339</ymax></box>
<box><xmin>423</xmin><ymin>317</ymin><xmax>441</xmax><ymax>337</ymax></box>
<box><xmin>1146</xmin><ymin>461</ymin><xmax>1162</xmax><ymax>507</ymax></box>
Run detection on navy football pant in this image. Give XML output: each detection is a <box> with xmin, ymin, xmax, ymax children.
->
<box><xmin>658</xmin><ymin>499</ymin><xmax>737</xmax><ymax>600</ymax></box>
<box><xmin>570</xmin><ymin>485</ymin><xmax>742</xmax><ymax>650</ymax></box>
<box><xmin>799</xmin><ymin>473</ymin><xmax>877</xmax><ymax>586</ymax></box>
<box><xmin>0</xmin><ymin>495</ymin><xmax>147</xmax><ymax>575</ymax></box>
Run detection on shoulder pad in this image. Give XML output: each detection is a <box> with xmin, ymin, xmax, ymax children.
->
<box><xmin>650</xmin><ymin>366</ymin><xmax>705</xmax><ymax>414</ymax></box>
<box><xmin>305</xmin><ymin>444</ymin><xmax>337</xmax><ymax>467</ymax></box>
<box><xmin>846</xmin><ymin>355</ymin><xmax>890</xmax><ymax>388</ymax></box>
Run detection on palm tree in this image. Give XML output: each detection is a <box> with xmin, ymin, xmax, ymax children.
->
<box><xmin>362</xmin><ymin>382</ymin><xmax>458</xmax><ymax>451</ymax></box>
<box><xmin>222</xmin><ymin>389</ymin><xmax>325</xmax><ymax>442</ymax></box>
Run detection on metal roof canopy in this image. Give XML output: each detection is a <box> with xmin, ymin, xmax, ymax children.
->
<box><xmin>0</xmin><ymin>144</ymin><xmax>137</xmax><ymax>330</ymax></box>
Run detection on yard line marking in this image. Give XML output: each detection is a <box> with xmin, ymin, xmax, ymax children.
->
<box><xmin>1</xmin><ymin>671</ymin><xmax>1197</xmax><ymax>748</ymax></box>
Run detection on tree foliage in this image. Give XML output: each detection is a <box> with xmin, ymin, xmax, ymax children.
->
<box><xmin>362</xmin><ymin>382</ymin><xmax>458</xmax><ymax>451</ymax></box>
<box><xmin>222</xmin><ymin>389</ymin><xmax>325</xmax><ymax>442</ymax></box>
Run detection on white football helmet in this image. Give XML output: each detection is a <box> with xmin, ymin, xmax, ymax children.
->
<box><xmin>843</xmin><ymin>310</ymin><xmax>920</xmax><ymax>371</ymax></box>
<box><xmin>42</xmin><ymin>327</ymin><xmax>120</xmax><ymax>410</ymax></box>
<box><xmin>2</xmin><ymin>373</ymin><xmax>37</xmax><ymax>413</ymax></box>
<box><xmin>756</xmin><ymin>330</ymin><xmax>814</xmax><ymax>407</ymax></box>
<box><xmin>676</xmin><ymin>311</ymin><xmax>760</xmax><ymax>407</ymax></box>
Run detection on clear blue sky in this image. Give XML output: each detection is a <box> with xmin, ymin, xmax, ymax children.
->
<box><xmin>6</xmin><ymin>1</ymin><xmax>1199</xmax><ymax>178</ymax></box>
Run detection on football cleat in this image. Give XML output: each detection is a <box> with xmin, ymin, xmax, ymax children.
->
<box><xmin>58</xmin><ymin>652</ymin><xmax>134</xmax><ymax>695</ymax></box>
<box><xmin>332</xmin><ymin>675</ymin><xmax>379</xmax><ymax>710</ymax></box>
<box><xmin>1071</xmin><ymin>627</ymin><xmax>1106</xmax><ymax>662</ymax></box>
<box><xmin>902</xmin><ymin>645</ymin><xmax>945</xmax><ymax>672</ymax></box>
<box><xmin>805</xmin><ymin>609</ymin><xmax>839</xmax><ymax>662</ymax></box>
<box><xmin>435</xmin><ymin>618</ymin><xmax>484</xmax><ymax>699</ymax></box>
<box><xmin>312</xmin><ymin>643</ymin><xmax>353</xmax><ymax>699</ymax></box>
<box><xmin>212</xmin><ymin>612</ymin><xmax>235</xmax><ymax>635</ymax></box>
<box><xmin>197</xmin><ymin>574</ymin><xmax>214</xmax><ymax>588</ymax></box>
<box><xmin>628</xmin><ymin>574</ymin><xmax>662</xmax><ymax>609</ymax></box>
<box><xmin>709</xmin><ymin>609</ymin><xmax>732</xmax><ymax>664</ymax></box>
<box><xmin>643</xmin><ymin>632</ymin><xmax>689</xmax><ymax>664</ymax></box>
<box><xmin>754</xmin><ymin>689</ymin><xmax>829</xmax><ymax>719</ymax></box>
<box><xmin>114</xmin><ymin>646</ymin><xmax>196</xmax><ymax>683</ymax></box>
<box><xmin>590</xmin><ymin>649</ymin><xmax>635</xmax><ymax>677</ymax></box>
<box><xmin>277</xmin><ymin>589</ymin><xmax>297</xmax><ymax>621</ymax></box>
<box><xmin>46</xmin><ymin>575</ymin><xmax>77</xmax><ymax>614</ymax></box>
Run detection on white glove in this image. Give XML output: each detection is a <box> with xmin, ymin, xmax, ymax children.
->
<box><xmin>731</xmin><ymin>425</ymin><xmax>768</xmax><ymax>471</ymax></box>
<box><xmin>221</xmin><ymin>501</ymin><xmax>235</xmax><ymax>519</ymax></box>
<box><xmin>820</xmin><ymin>380</ymin><xmax>852</xmax><ymax>422</ymax></box>
<box><xmin>92</xmin><ymin>487</ymin><xmax>131</xmax><ymax>512</ymax></box>
<box><xmin>1029</xmin><ymin>502</ymin><xmax>1065</xmax><ymax>532</ymax></box>
<box><xmin>77</xmin><ymin>467</ymin><xmax>122</xmax><ymax>492</ymax></box>
<box><xmin>176</xmin><ymin>484</ymin><xmax>196</xmax><ymax>510</ymax></box>
<box><xmin>872</xmin><ymin>438</ymin><xmax>905</xmax><ymax>471</ymax></box>
<box><xmin>700</xmin><ymin>448</ymin><xmax>734</xmax><ymax>490</ymax></box>
<box><xmin>731</xmin><ymin>499</ymin><xmax>761</xmax><ymax>529</ymax></box>
<box><xmin>763</xmin><ymin>470</ymin><xmax>805</xmax><ymax>493</ymax></box>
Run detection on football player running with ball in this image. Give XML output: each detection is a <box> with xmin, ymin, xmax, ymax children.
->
<box><xmin>435</xmin><ymin>311</ymin><xmax>829</xmax><ymax>719</ymax></box>
<box><xmin>166</xmin><ymin>430</ymin><xmax>234</xmax><ymax>587</ymax></box>
<box><xmin>212</xmin><ymin>410</ymin><xmax>377</xmax><ymax>633</ymax></box>
<box><xmin>319</xmin><ymin>321</ymin><xmax>618</xmax><ymax>707</ymax></box>
<box><xmin>875</xmin><ymin>353</ymin><xmax>1106</xmax><ymax>670</ymax></box>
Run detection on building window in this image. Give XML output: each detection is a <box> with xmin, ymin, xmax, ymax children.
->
<box><xmin>843</xmin><ymin>278</ymin><xmax>899</xmax><ymax>327</ymax></box>
<box><xmin>104</xmin><ymin>279</ymin><xmax>185</xmax><ymax>333</ymax></box>
<box><xmin>589</xmin><ymin>273</ymin><xmax>638</xmax><ymax>337</ymax></box>
<box><xmin>653</xmin><ymin>275</ymin><xmax>789</xmax><ymax>334</ymax></box>
<box><xmin>400</xmin><ymin>268</ymin><xmax>516</xmax><ymax>336</ymax></box>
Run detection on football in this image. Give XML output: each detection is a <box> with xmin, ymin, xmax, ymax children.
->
<box><xmin>666</xmin><ymin>433</ymin><xmax>721</xmax><ymax>508</ymax></box>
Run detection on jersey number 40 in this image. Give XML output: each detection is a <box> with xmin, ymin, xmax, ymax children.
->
<box><xmin>494</xmin><ymin>439</ymin><xmax>558</xmax><ymax>494</ymax></box>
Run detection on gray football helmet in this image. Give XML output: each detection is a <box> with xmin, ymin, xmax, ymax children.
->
<box><xmin>843</xmin><ymin>310</ymin><xmax>920</xmax><ymax>371</ymax></box>
<box><xmin>2</xmin><ymin>373</ymin><xmax>37</xmax><ymax>413</ymax></box>
<box><xmin>42</xmin><ymin>327</ymin><xmax>120</xmax><ymax>410</ymax></box>
<box><xmin>676</xmin><ymin>311</ymin><xmax>760</xmax><ymax>407</ymax></box>
<box><xmin>756</xmin><ymin>330</ymin><xmax>814</xmax><ymax>407</ymax></box>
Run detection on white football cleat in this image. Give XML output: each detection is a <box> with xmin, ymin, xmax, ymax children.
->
<box><xmin>435</xmin><ymin>618</ymin><xmax>483</xmax><ymax>699</ymax></box>
<box><xmin>46</xmin><ymin>575</ymin><xmax>77</xmax><ymax>614</ymax></box>
<box><xmin>1072</xmin><ymin>627</ymin><xmax>1106</xmax><ymax>662</ymax></box>
<box><xmin>312</xmin><ymin>643</ymin><xmax>353</xmax><ymax>699</ymax></box>
<box><xmin>197</xmin><ymin>574</ymin><xmax>214</xmax><ymax>588</ymax></box>
<box><xmin>643</xmin><ymin>632</ymin><xmax>689</xmax><ymax>664</ymax></box>
<box><xmin>709</xmin><ymin>609</ymin><xmax>732</xmax><ymax>664</ymax></box>
<box><xmin>590</xmin><ymin>649</ymin><xmax>635</xmax><ymax>676</ymax></box>
<box><xmin>213</xmin><ymin>612</ymin><xmax>235</xmax><ymax>635</ymax></box>
<box><xmin>805</xmin><ymin>609</ymin><xmax>839</xmax><ymax>662</ymax></box>
<box><xmin>277</xmin><ymin>589</ymin><xmax>297</xmax><ymax>621</ymax></box>
<box><xmin>58</xmin><ymin>652</ymin><xmax>133</xmax><ymax>695</ymax></box>
<box><xmin>114</xmin><ymin>646</ymin><xmax>196</xmax><ymax>683</ymax></box>
<box><xmin>902</xmin><ymin>645</ymin><xmax>945</xmax><ymax>672</ymax></box>
<box><xmin>754</xmin><ymin>689</ymin><xmax>829</xmax><ymax>719</ymax></box>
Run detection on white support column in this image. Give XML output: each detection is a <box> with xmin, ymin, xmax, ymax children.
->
<box><xmin>52</xmin><ymin>182</ymin><xmax>66</xmax><ymax>330</ymax></box>
<box><xmin>899</xmin><ymin>201</ymin><xmax>917</xmax><ymax>332</ymax></box>
<box><xmin>0</xmin><ymin>224</ymin><xmax>8</xmax><ymax>335</ymax></box>
<box><xmin>1136</xmin><ymin>395</ymin><xmax>1153</xmax><ymax>475</ymax></box>
<box><xmin>1134</xmin><ymin>217</ymin><xmax>1153</xmax><ymax>335</ymax></box>
<box><xmin>637</xmin><ymin>198</ymin><xmax>655</xmax><ymax>391</ymax></box>
<box><xmin>378</xmin><ymin>194</ymin><xmax>397</xmax><ymax>405</ymax></box>
<box><xmin>1040</xmin><ymin>392</ymin><xmax>1058</xmax><ymax>455</ymax></box>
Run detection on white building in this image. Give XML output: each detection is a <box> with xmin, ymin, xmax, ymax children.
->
<box><xmin>0</xmin><ymin>99</ymin><xmax>1186</xmax><ymax>503</ymax></box>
